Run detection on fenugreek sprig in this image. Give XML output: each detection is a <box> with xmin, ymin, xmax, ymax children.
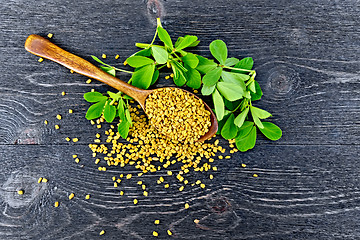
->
<box><xmin>84</xmin><ymin>18</ymin><xmax>282</xmax><ymax>151</ymax></box>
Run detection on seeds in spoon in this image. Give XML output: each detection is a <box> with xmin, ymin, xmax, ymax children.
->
<box><xmin>145</xmin><ymin>88</ymin><xmax>211</xmax><ymax>144</ymax></box>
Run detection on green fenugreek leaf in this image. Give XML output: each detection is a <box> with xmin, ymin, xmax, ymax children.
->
<box><xmin>151</xmin><ymin>46</ymin><xmax>168</xmax><ymax>64</ymax></box>
<box><xmin>251</xmin><ymin>107</ymin><xmax>264</xmax><ymax>129</ymax></box>
<box><xmin>118</xmin><ymin>120</ymin><xmax>130</xmax><ymax>139</ymax></box>
<box><xmin>151</xmin><ymin>69</ymin><xmax>159</xmax><ymax>85</ymax></box>
<box><xmin>225</xmin><ymin>57</ymin><xmax>239</xmax><ymax>67</ymax></box>
<box><xmin>248</xmin><ymin>81</ymin><xmax>256</xmax><ymax>93</ymax></box>
<box><xmin>99</xmin><ymin>66</ymin><xmax>116</xmax><ymax>76</ymax></box>
<box><xmin>212</xmin><ymin>88</ymin><xmax>225</xmax><ymax>121</ymax></box>
<box><xmin>250</xmin><ymin>80</ymin><xmax>263</xmax><ymax>101</ymax></box>
<box><xmin>118</xmin><ymin>98</ymin><xmax>125</xmax><ymax>121</ymax></box>
<box><xmin>221</xmin><ymin>71</ymin><xmax>249</xmax><ymax>84</ymax></box>
<box><xmin>176</xmin><ymin>35</ymin><xmax>198</xmax><ymax>50</ymax></box>
<box><xmin>250</xmin><ymin>106</ymin><xmax>272</xmax><ymax>119</ymax></box>
<box><xmin>234</xmin><ymin>107</ymin><xmax>249</xmax><ymax>128</ymax></box>
<box><xmin>103</xmin><ymin>100</ymin><xmax>116</xmax><ymax>123</ymax></box>
<box><xmin>196</xmin><ymin>55</ymin><xmax>217</xmax><ymax>74</ymax></box>
<box><xmin>182</xmin><ymin>53</ymin><xmax>199</xmax><ymax>68</ymax></box>
<box><xmin>216</xmin><ymin>82</ymin><xmax>244</xmax><ymax>101</ymax></box>
<box><xmin>126</xmin><ymin>56</ymin><xmax>154</xmax><ymax>68</ymax></box>
<box><xmin>125</xmin><ymin>108</ymin><xmax>132</xmax><ymax>126</ymax></box>
<box><xmin>91</xmin><ymin>55</ymin><xmax>110</xmax><ymax>66</ymax></box>
<box><xmin>232</xmin><ymin>57</ymin><xmax>254</xmax><ymax>74</ymax></box>
<box><xmin>221</xmin><ymin>113</ymin><xmax>238</xmax><ymax>139</ymax></box>
<box><xmin>235</xmin><ymin>124</ymin><xmax>256</xmax><ymax>152</ymax></box>
<box><xmin>157</xmin><ymin>26</ymin><xmax>173</xmax><ymax>49</ymax></box>
<box><xmin>185</xmin><ymin>68</ymin><xmax>201</xmax><ymax>89</ymax></box>
<box><xmin>201</xmin><ymin>84</ymin><xmax>216</xmax><ymax>95</ymax></box>
<box><xmin>107</xmin><ymin>91</ymin><xmax>120</xmax><ymax>101</ymax></box>
<box><xmin>259</xmin><ymin>122</ymin><xmax>282</xmax><ymax>140</ymax></box>
<box><xmin>202</xmin><ymin>67</ymin><xmax>222</xmax><ymax>86</ymax></box>
<box><xmin>130</xmin><ymin>64</ymin><xmax>155</xmax><ymax>89</ymax></box>
<box><xmin>216</xmin><ymin>110</ymin><xmax>232</xmax><ymax>134</ymax></box>
<box><xmin>133</xmin><ymin>48</ymin><xmax>152</xmax><ymax>57</ymax></box>
<box><xmin>209</xmin><ymin>40</ymin><xmax>227</xmax><ymax>65</ymax></box>
<box><xmin>84</xmin><ymin>92</ymin><xmax>107</xmax><ymax>102</ymax></box>
<box><xmin>85</xmin><ymin>99</ymin><xmax>106</xmax><ymax>120</ymax></box>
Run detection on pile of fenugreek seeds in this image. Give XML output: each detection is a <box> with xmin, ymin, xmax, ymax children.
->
<box><xmin>145</xmin><ymin>88</ymin><xmax>211</xmax><ymax>143</ymax></box>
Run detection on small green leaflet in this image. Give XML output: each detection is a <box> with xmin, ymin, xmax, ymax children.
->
<box><xmin>125</xmin><ymin>108</ymin><xmax>132</xmax><ymax>126</ymax></box>
<box><xmin>259</xmin><ymin>122</ymin><xmax>282</xmax><ymax>140</ymax></box>
<box><xmin>232</xmin><ymin>57</ymin><xmax>254</xmax><ymax>74</ymax></box>
<box><xmin>103</xmin><ymin>100</ymin><xmax>116</xmax><ymax>123</ymax></box>
<box><xmin>250</xmin><ymin>107</ymin><xmax>264</xmax><ymax>129</ymax></box>
<box><xmin>225</xmin><ymin>57</ymin><xmax>239</xmax><ymax>67</ymax></box>
<box><xmin>118</xmin><ymin>98</ymin><xmax>125</xmax><ymax>121</ymax></box>
<box><xmin>234</xmin><ymin>107</ymin><xmax>249</xmax><ymax>128</ymax></box>
<box><xmin>176</xmin><ymin>35</ymin><xmax>198</xmax><ymax>50</ymax></box>
<box><xmin>152</xmin><ymin>46</ymin><xmax>168</xmax><ymax>64</ymax></box>
<box><xmin>107</xmin><ymin>91</ymin><xmax>120</xmax><ymax>101</ymax></box>
<box><xmin>221</xmin><ymin>113</ymin><xmax>238</xmax><ymax>139</ymax></box>
<box><xmin>118</xmin><ymin>120</ymin><xmax>130</xmax><ymax>139</ymax></box>
<box><xmin>223</xmin><ymin>98</ymin><xmax>241</xmax><ymax>111</ymax></box>
<box><xmin>99</xmin><ymin>66</ymin><xmax>116</xmax><ymax>76</ymax></box>
<box><xmin>133</xmin><ymin>48</ymin><xmax>152</xmax><ymax>57</ymax></box>
<box><xmin>91</xmin><ymin>55</ymin><xmax>109</xmax><ymax>66</ymax></box>
<box><xmin>175</xmin><ymin>36</ymin><xmax>200</xmax><ymax>48</ymax></box>
<box><xmin>201</xmin><ymin>84</ymin><xmax>215</xmax><ymax>95</ymax></box>
<box><xmin>212</xmin><ymin>88</ymin><xmax>225</xmax><ymax>121</ymax></box>
<box><xmin>209</xmin><ymin>40</ymin><xmax>227</xmax><ymax>65</ymax></box>
<box><xmin>221</xmin><ymin>71</ymin><xmax>249</xmax><ymax>84</ymax></box>
<box><xmin>157</xmin><ymin>26</ymin><xmax>173</xmax><ymax>49</ymax></box>
<box><xmin>185</xmin><ymin>68</ymin><xmax>201</xmax><ymax>89</ymax></box>
<box><xmin>151</xmin><ymin>70</ymin><xmax>159</xmax><ymax>85</ymax></box>
<box><xmin>202</xmin><ymin>67</ymin><xmax>222</xmax><ymax>86</ymax></box>
<box><xmin>196</xmin><ymin>55</ymin><xmax>217</xmax><ymax>74</ymax></box>
<box><xmin>84</xmin><ymin>92</ymin><xmax>107</xmax><ymax>102</ymax></box>
<box><xmin>250</xmin><ymin>80</ymin><xmax>263</xmax><ymax>101</ymax></box>
<box><xmin>216</xmin><ymin>110</ymin><xmax>231</xmax><ymax>134</ymax></box>
<box><xmin>130</xmin><ymin>64</ymin><xmax>155</xmax><ymax>89</ymax></box>
<box><xmin>171</xmin><ymin>63</ymin><xmax>187</xmax><ymax>86</ymax></box>
<box><xmin>216</xmin><ymin>82</ymin><xmax>244</xmax><ymax>101</ymax></box>
<box><xmin>235</xmin><ymin>125</ymin><xmax>256</xmax><ymax>152</ymax></box>
<box><xmin>85</xmin><ymin>100</ymin><xmax>106</xmax><ymax>120</ymax></box>
<box><xmin>126</xmin><ymin>56</ymin><xmax>154</xmax><ymax>68</ymax></box>
<box><xmin>182</xmin><ymin>53</ymin><xmax>199</xmax><ymax>68</ymax></box>
<box><xmin>248</xmin><ymin>80</ymin><xmax>256</xmax><ymax>93</ymax></box>
<box><xmin>250</xmin><ymin>106</ymin><xmax>272</xmax><ymax>119</ymax></box>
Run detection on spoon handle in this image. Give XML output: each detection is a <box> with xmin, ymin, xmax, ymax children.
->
<box><xmin>24</xmin><ymin>34</ymin><xmax>148</xmax><ymax>104</ymax></box>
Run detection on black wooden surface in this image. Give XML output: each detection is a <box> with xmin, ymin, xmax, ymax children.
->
<box><xmin>1</xmin><ymin>0</ymin><xmax>359</xmax><ymax>239</ymax></box>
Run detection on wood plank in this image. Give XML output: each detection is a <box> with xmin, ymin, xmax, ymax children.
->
<box><xmin>0</xmin><ymin>145</ymin><xmax>359</xmax><ymax>239</ymax></box>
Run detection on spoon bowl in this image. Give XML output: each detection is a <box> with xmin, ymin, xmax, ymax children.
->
<box><xmin>24</xmin><ymin>34</ymin><xmax>218</xmax><ymax>141</ymax></box>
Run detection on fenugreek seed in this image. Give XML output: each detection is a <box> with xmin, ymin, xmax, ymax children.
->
<box><xmin>42</xmin><ymin>178</ymin><xmax>48</xmax><ymax>183</ymax></box>
<box><xmin>225</xmin><ymin>156</ymin><xmax>231</xmax><ymax>159</ymax></box>
<box><xmin>56</xmin><ymin>114</ymin><xmax>62</xmax><ymax>120</ymax></box>
<box><xmin>167</xmin><ymin>171</ymin><xmax>173</xmax><ymax>176</ymax></box>
<box><xmin>17</xmin><ymin>190</ymin><xmax>24</xmax><ymax>195</ymax></box>
<box><xmin>164</xmin><ymin>184</ymin><xmax>169</xmax><ymax>188</ymax></box>
<box><xmin>37</xmin><ymin>177</ymin><xmax>43</xmax><ymax>183</ymax></box>
<box><xmin>90</xmin><ymin>120</ymin><xmax>95</xmax><ymax>125</ymax></box>
<box><xmin>66</xmin><ymin>137</ymin><xmax>71</xmax><ymax>141</ymax></box>
<box><xmin>91</xmin><ymin>89</ymin><xmax>94</xmax><ymax>92</ymax></box>
<box><xmin>143</xmin><ymin>191</ymin><xmax>148</xmax><ymax>196</ymax></box>
<box><xmin>120</xmin><ymin>191</ymin><xmax>124</xmax><ymax>195</ymax></box>
<box><xmin>85</xmin><ymin>194</ymin><xmax>90</xmax><ymax>199</ymax></box>
<box><xmin>167</xmin><ymin>230</ymin><xmax>173</xmax><ymax>236</ymax></box>
<box><xmin>241</xmin><ymin>163</ymin><xmax>246</xmax><ymax>168</ymax></box>
<box><xmin>126</xmin><ymin>174</ymin><xmax>132</xmax><ymax>179</ymax></box>
<box><xmin>133</xmin><ymin>199</ymin><xmax>138</xmax><ymax>204</ymax></box>
<box><xmin>70</xmin><ymin>70</ymin><xmax>74</xmax><ymax>73</ymax></box>
<box><xmin>54</xmin><ymin>201</ymin><xmax>59</xmax><ymax>207</ymax></box>
<box><xmin>72</xmin><ymin>138</ymin><xmax>79</xmax><ymax>142</ymax></box>
<box><xmin>44</xmin><ymin>120</ymin><xmax>48</xmax><ymax>125</ymax></box>
<box><xmin>86</xmin><ymin>79</ymin><xmax>92</xmax><ymax>84</ymax></box>
<box><xmin>95</xmin><ymin>159</ymin><xmax>100</xmax><ymax>164</ymax></box>
<box><xmin>165</xmin><ymin>75</ymin><xmax>170</xmax><ymax>79</ymax></box>
<box><xmin>194</xmin><ymin>219</ymin><xmax>200</xmax><ymax>224</ymax></box>
<box><xmin>154</xmin><ymin>220</ymin><xmax>160</xmax><ymax>224</ymax></box>
<box><xmin>212</xmin><ymin>166</ymin><xmax>218</xmax><ymax>171</ymax></box>
<box><xmin>115</xmin><ymin>54</ymin><xmax>120</xmax><ymax>59</ymax></box>
<box><xmin>38</xmin><ymin>57</ymin><xmax>43</xmax><ymax>62</ymax></box>
<box><xmin>200</xmin><ymin>183</ymin><xmax>205</xmax><ymax>188</ymax></box>
<box><xmin>195</xmin><ymin>180</ymin><xmax>201</xmax><ymax>185</ymax></box>
<box><xmin>253</xmin><ymin>174</ymin><xmax>258</xmax><ymax>177</ymax></box>
<box><xmin>97</xmin><ymin>125</ymin><xmax>101</xmax><ymax>129</ymax></box>
<box><xmin>102</xmin><ymin>54</ymin><xmax>106</xmax><ymax>59</ymax></box>
<box><xmin>114</xmin><ymin>182</ymin><xmax>118</xmax><ymax>188</ymax></box>
<box><xmin>96</xmin><ymin>133</ymin><xmax>100</xmax><ymax>138</ymax></box>
<box><xmin>61</xmin><ymin>91</ymin><xmax>66</xmax><ymax>96</ymax></box>
<box><xmin>179</xmin><ymin>186</ymin><xmax>184</xmax><ymax>191</ymax></box>
<box><xmin>55</xmin><ymin>125</ymin><xmax>60</xmax><ymax>129</ymax></box>
<box><xmin>69</xmin><ymin>193</ymin><xmax>75</xmax><ymax>200</ymax></box>
<box><xmin>218</xmin><ymin>156</ymin><xmax>223</xmax><ymax>159</ymax></box>
<box><xmin>99</xmin><ymin>230</ymin><xmax>105</xmax><ymax>235</ymax></box>
<box><xmin>142</xmin><ymin>185</ymin><xmax>146</xmax><ymax>190</ymax></box>
<box><xmin>210</xmin><ymin>174</ymin><xmax>214</xmax><ymax>179</ymax></box>
<box><xmin>72</xmin><ymin>154</ymin><xmax>77</xmax><ymax>158</ymax></box>
<box><xmin>137</xmin><ymin>181</ymin><xmax>142</xmax><ymax>185</ymax></box>
<box><xmin>184</xmin><ymin>203</ymin><xmax>190</xmax><ymax>209</ymax></box>
<box><xmin>153</xmin><ymin>231</ymin><xmax>158</xmax><ymax>237</ymax></box>
<box><xmin>75</xmin><ymin>158</ymin><xmax>80</xmax><ymax>163</ymax></box>
<box><xmin>69</xmin><ymin>109</ymin><xmax>73</xmax><ymax>114</ymax></box>
<box><xmin>47</xmin><ymin>33</ymin><xmax>53</xmax><ymax>38</ymax></box>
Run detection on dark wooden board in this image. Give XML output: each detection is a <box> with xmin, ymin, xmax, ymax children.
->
<box><xmin>0</xmin><ymin>0</ymin><xmax>359</xmax><ymax>239</ymax></box>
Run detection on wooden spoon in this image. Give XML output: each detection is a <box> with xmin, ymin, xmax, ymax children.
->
<box><xmin>24</xmin><ymin>34</ymin><xmax>218</xmax><ymax>141</ymax></box>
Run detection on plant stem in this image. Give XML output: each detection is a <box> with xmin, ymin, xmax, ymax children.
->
<box><xmin>222</xmin><ymin>65</ymin><xmax>255</xmax><ymax>74</ymax></box>
<box><xmin>113</xmin><ymin>67</ymin><xmax>133</xmax><ymax>74</ymax></box>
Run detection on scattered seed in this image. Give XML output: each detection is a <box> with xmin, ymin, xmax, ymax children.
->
<box><xmin>55</xmin><ymin>125</ymin><xmax>60</xmax><ymax>130</ymax></box>
<box><xmin>44</xmin><ymin>120</ymin><xmax>48</xmax><ymax>125</ymax></box>
<box><xmin>42</xmin><ymin>178</ymin><xmax>48</xmax><ymax>183</ymax></box>
<box><xmin>115</xmin><ymin>54</ymin><xmax>120</xmax><ymax>59</ymax></box>
<box><xmin>37</xmin><ymin>177</ymin><xmax>43</xmax><ymax>183</ymax></box>
<box><xmin>133</xmin><ymin>199</ymin><xmax>138</xmax><ymax>204</ymax></box>
<box><xmin>253</xmin><ymin>174</ymin><xmax>258</xmax><ymax>177</ymax></box>
<box><xmin>86</xmin><ymin>79</ymin><xmax>92</xmax><ymax>84</ymax></box>
<box><xmin>102</xmin><ymin>54</ymin><xmax>106</xmax><ymax>59</ymax></box>
<box><xmin>69</xmin><ymin>109</ymin><xmax>73</xmax><ymax>114</ymax></box>
<box><xmin>120</xmin><ymin>191</ymin><xmax>124</xmax><ymax>196</ymax></box>
<box><xmin>154</xmin><ymin>220</ymin><xmax>160</xmax><ymax>225</ymax></box>
<box><xmin>54</xmin><ymin>201</ymin><xmax>59</xmax><ymax>207</ymax></box>
<box><xmin>184</xmin><ymin>203</ymin><xmax>190</xmax><ymax>209</ymax></box>
<box><xmin>61</xmin><ymin>91</ymin><xmax>66</xmax><ymax>96</ymax></box>
<box><xmin>85</xmin><ymin>194</ymin><xmax>90</xmax><ymax>199</ymax></box>
<box><xmin>194</xmin><ymin>219</ymin><xmax>200</xmax><ymax>224</ymax></box>
<box><xmin>66</xmin><ymin>137</ymin><xmax>71</xmax><ymax>141</ymax></box>
<box><xmin>17</xmin><ymin>190</ymin><xmax>24</xmax><ymax>195</ymax></box>
<box><xmin>56</xmin><ymin>114</ymin><xmax>62</xmax><ymax>120</ymax></box>
<box><xmin>241</xmin><ymin>163</ymin><xmax>246</xmax><ymax>168</ymax></box>
<box><xmin>99</xmin><ymin>230</ymin><xmax>105</xmax><ymax>235</ymax></box>
<box><xmin>75</xmin><ymin>158</ymin><xmax>80</xmax><ymax>163</ymax></box>
<box><xmin>153</xmin><ymin>231</ymin><xmax>158</xmax><ymax>237</ymax></box>
<box><xmin>69</xmin><ymin>193</ymin><xmax>75</xmax><ymax>200</ymax></box>
<box><xmin>47</xmin><ymin>33</ymin><xmax>53</xmax><ymax>38</ymax></box>
<box><xmin>38</xmin><ymin>57</ymin><xmax>43</xmax><ymax>62</ymax></box>
<box><xmin>72</xmin><ymin>138</ymin><xmax>79</xmax><ymax>142</ymax></box>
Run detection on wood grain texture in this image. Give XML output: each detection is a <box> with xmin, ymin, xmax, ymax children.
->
<box><xmin>0</xmin><ymin>0</ymin><xmax>359</xmax><ymax>239</ymax></box>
